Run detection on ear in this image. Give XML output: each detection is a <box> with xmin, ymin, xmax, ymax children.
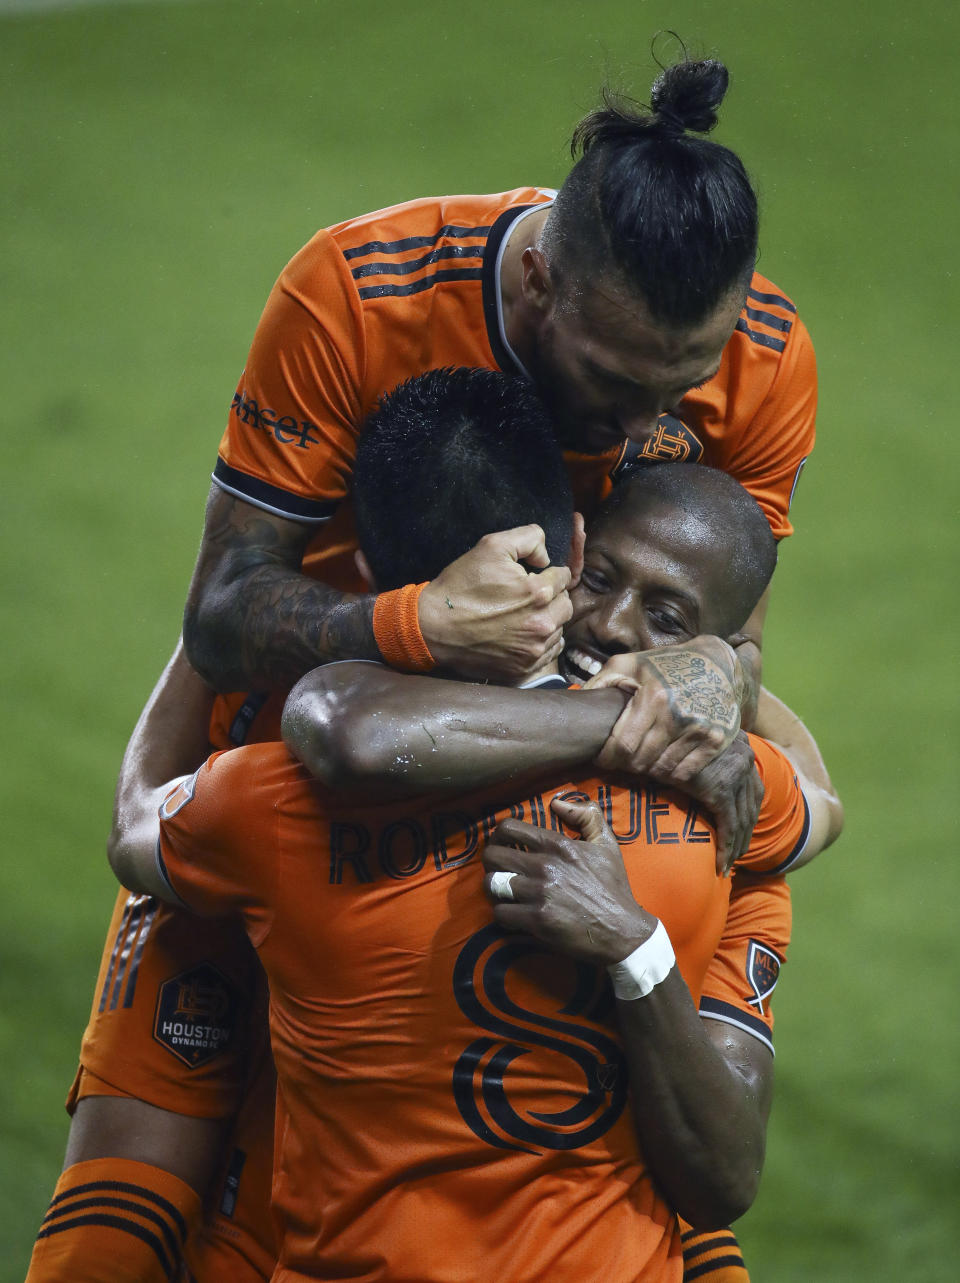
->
<box><xmin>354</xmin><ymin>549</ymin><xmax>377</xmax><ymax>591</ymax></box>
<box><xmin>520</xmin><ymin>246</ymin><xmax>555</xmax><ymax>317</ymax></box>
<box><xmin>567</xmin><ymin>512</ymin><xmax>585</xmax><ymax>587</ymax></box>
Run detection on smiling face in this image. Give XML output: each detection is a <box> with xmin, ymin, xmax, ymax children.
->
<box><xmin>560</xmin><ymin>497</ymin><xmax>746</xmax><ymax>682</ymax></box>
<box><xmin>521</xmin><ymin>255</ymin><xmax>743</xmax><ymax>456</ymax></box>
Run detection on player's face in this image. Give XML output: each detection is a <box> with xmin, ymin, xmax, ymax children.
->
<box><xmin>528</xmin><ymin>271</ymin><xmax>742</xmax><ymax>456</ymax></box>
<box><xmin>560</xmin><ymin>500</ymin><xmax>734</xmax><ymax>682</ymax></box>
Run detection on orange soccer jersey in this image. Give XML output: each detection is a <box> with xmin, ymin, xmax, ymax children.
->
<box><xmin>207</xmin><ymin>189</ymin><xmax>815</xmax><ymax>748</ymax></box>
<box><xmin>156</xmin><ymin>741</ymin><xmax>799</xmax><ymax>1283</ymax></box>
<box><xmin>215</xmin><ymin>188</ymin><xmax>815</xmax><ymax>550</ymax></box>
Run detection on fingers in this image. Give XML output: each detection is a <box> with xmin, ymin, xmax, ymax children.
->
<box><xmin>485</xmin><ymin>816</ymin><xmax>561</xmax><ymax>857</ymax></box>
<box><xmin>567</xmin><ymin>512</ymin><xmax>586</xmax><ymax>587</ymax></box>
<box><xmin>483</xmin><ymin>869</ymin><xmax>538</xmax><ymax>904</ymax></box>
<box><xmin>549</xmin><ymin>795</ymin><xmax>614</xmax><ymax>845</ymax></box>
<box><xmin>582</xmin><ymin>669</ymin><xmax>643</xmax><ymax>695</ymax></box>
<box><xmin>713</xmin><ymin>798</ymin><xmax>740</xmax><ymax>876</ymax></box>
<box><xmin>526</xmin><ymin>565</ymin><xmax>573</xmax><ymax>614</ymax></box>
<box><xmin>649</xmin><ymin>729</ymin><xmax>729</xmax><ymax>782</ymax></box>
<box><xmin>495</xmin><ymin>524</ymin><xmax>551</xmax><ymax>569</ymax></box>
<box><xmin>582</xmin><ymin>653</ymin><xmax>647</xmax><ymax>692</ymax></box>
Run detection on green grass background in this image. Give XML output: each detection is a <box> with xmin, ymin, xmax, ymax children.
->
<box><xmin>2</xmin><ymin>0</ymin><xmax>957</xmax><ymax>1278</ymax></box>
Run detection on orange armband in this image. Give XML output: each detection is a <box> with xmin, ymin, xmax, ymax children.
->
<box><xmin>372</xmin><ymin>582</ymin><xmax>435</xmax><ymax>672</ymax></box>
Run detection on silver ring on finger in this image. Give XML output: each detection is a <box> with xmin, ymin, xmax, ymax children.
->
<box><xmin>489</xmin><ymin>870</ymin><xmax>517</xmax><ymax>902</ymax></box>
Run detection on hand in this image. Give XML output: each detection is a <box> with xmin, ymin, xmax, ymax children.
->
<box><xmin>727</xmin><ymin>634</ymin><xmax>761</xmax><ymax>731</ymax></box>
<box><xmin>418</xmin><ymin>526</ymin><xmax>573</xmax><ymax>682</ymax></box>
<box><xmin>675</xmin><ymin>733</ymin><xmax>764</xmax><ymax>875</ymax></box>
<box><xmin>585</xmin><ymin>636</ymin><xmax>745</xmax><ymax>782</ymax></box>
<box><xmin>482</xmin><ymin>796</ymin><xmax>656</xmax><ymax>967</ymax></box>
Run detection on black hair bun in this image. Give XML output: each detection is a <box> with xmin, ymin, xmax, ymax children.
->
<box><xmin>650</xmin><ymin>59</ymin><xmax>729</xmax><ymax>136</ymax></box>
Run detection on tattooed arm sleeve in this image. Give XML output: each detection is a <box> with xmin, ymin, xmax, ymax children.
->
<box><xmin>183</xmin><ymin>485</ymin><xmax>379</xmax><ymax>692</ymax></box>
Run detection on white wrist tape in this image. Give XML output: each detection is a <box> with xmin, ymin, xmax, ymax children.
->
<box><xmin>607</xmin><ymin>921</ymin><xmax>676</xmax><ymax>1000</ymax></box>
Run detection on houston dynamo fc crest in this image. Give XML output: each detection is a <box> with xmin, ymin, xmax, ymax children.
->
<box><xmin>611</xmin><ymin>413</ymin><xmax>705</xmax><ymax>480</ymax></box>
<box><xmin>153</xmin><ymin>963</ymin><xmax>239</xmax><ymax>1067</ymax></box>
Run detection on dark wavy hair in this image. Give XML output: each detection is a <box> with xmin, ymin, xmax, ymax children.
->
<box><xmin>542</xmin><ymin>55</ymin><xmax>758</xmax><ymax>326</ymax></box>
<box><xmin>354</xmin><ymin>367</ymin><xmax>573</xmax><ymax>589</ymax></box>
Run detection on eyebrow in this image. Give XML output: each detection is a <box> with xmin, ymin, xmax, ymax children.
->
<box><xmin>584</xmin><ymin>547</ymin><xmax>703</xmax><ymax>616</ymax></box>
<box><xmin>584</xmin><ymin>359</ymin><xmax>721</xmax><ymax>395</ymax></box>
<box><xmin>583</xmin><ymin>359</ymin><xmax>646</xmax><ymax>389</ymax></box>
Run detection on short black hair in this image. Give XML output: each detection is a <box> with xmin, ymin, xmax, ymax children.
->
<box><xmin>542</xmin><ymin>54</ymin><xmax>758</xmax><ymax>327</ymax></box>
<box><xmin>594</xmin><ymin>463</ymin><xmax>777</xmax><ymax>633</ymax></box>
<box><xmin>354</xmin><ymin>367</ymin><xmax>573</xmax><ymax>590</ymax></box>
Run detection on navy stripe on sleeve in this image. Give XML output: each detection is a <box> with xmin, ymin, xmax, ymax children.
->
<box><xmin>735</xmin><ymin>318</ymin><xmax>787</xmax><ymax>352</ymax></box>
<box><xmin>213</xmin><ymin>459</ymin><xmax>339</xmax><ymax>523</ymax></box>
<box><xmin>699</xmin><ymin>997</ymin><xmax>775</xmax><ymax>1054</ymax></box>
<box><xmin>747</xmin><ymin>285</ymin><xmax>797</xmax><ymax>313</ymax></box>
<box><xmin>761</xmin><ymin>793</ymin><xmax>812</xmax><ymax>875</ymax></box>
<box><xmin>343</xmin><ymin>224</ymin><xmax>491</xmax><ymax>261</ymax></box>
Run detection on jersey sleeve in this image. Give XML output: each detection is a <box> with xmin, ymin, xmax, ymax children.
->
<box><xmin>727</xmin><ymin>310</ymin><xmax>817</xmax><ymax>540</ymax></box>
<box><xmin>157</xmin><ymin>749</ymin><xmax>277</xmax><ymax>946</ymax></box>
<box><xmin>213</xmin><ymin>230</ymin><xmax>366</xmax><ymax>523</ymax></box>
<box><xmin>698</xmin><ymin>871</ymin><xmax>791</xmax><ymax>1054</ymax></box>
<box><xmin>737</xmin><ymin>735</ymin><xmax>811</xmax><ymax>874</ymax></box>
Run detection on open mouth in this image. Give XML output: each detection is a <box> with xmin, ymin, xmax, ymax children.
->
<box><xmin>561</xmin><ymin>643</ymin><xmax>606</xmax><ymax>682</ymax></box>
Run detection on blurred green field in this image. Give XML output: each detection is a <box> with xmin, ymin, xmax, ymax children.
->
<box><xmin>2</xmin><ymin>0</ymin><xmax>957</xmax><ymax>1279</ymax></box>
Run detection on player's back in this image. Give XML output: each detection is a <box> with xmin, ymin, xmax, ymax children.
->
<box><xmin>160</xmin><ymin>743</ymin><xmax>735</xmax><ymax>1281</ymax></box>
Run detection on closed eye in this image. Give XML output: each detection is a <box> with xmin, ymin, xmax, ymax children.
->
<box><xmin>580</xmin><ymin>567</ymin><xmax>611</xmax><ymax>593</ymax></box>
<box><xmin>648</xmin><ymin>607</ymin><xmax>688</xmax><ymax>635</ymax></box>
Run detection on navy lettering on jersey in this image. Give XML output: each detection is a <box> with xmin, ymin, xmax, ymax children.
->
<box><xmin>379</xmin><ymin>819</ymin><xmax>428</xmax><ymax>880</ymax></box>
<box><xmin>431</xmin><ymin>812</ymin><xmax>480</xmax><ymax>871</ymax></box>
<box><xmin>328</xmin><ymin>784</ymin><xmax>707</xmax><ymax>888</ymax></box>
<box><xmin>231</xmin><ymin>390</ymin><xmax>321</xmax><ymax>451</ymax></box>
<box><xmin>452</xmin><ymin>924</ymin><xmax>627</xmax><ymax>1154</ymax></box>
<box><xmin>646</xmin><ymin>794</ymin><xmax>680</xmax><ymax>845</ymax></box>
<box><xmin>329</xmin><ymin>822</ymin><xmax>374</xmax><ymax>884</ymax></box>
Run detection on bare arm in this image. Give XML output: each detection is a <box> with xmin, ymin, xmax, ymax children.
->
<box><xmin>482</xmin><ymin>797</ymin><xmax>771</xmax><ymax>1228</ymax></box>
<box><xmin>728</xmin><ymin>581</ymin><xmax>771</xmax><ymax>732</ymax></box>
<box><xmin>107</xmin><ymin>640</ymin><xmax>215</xmax><ymax>900</ymax></box>
<box><xmin>183</xmin><ymin>486</ymin><xmax>378</xmax><ymax>691</ymax></box>
<box><xmin>283</xmin><ymin>662</ymin><xmax>628</xmax><ymax>797</ymax></box>
<box><xmin>753</xmin><ymin>685</ymin><xmax>844</xmax><ymax>867</ymax></box>
<box><xmin>64</xmin><ymin>1096</ymin><xmax>229</xmax><ymax>1196</ymax></box>
<box><xmin>283</xmin><ymin>632</ymin><xmax>746</xmax><ymax>801</ymax></box>
<box><xmin>183</xmin><ymin>487</ymin><xmax>575</xmax><ymax>691</ymax></box>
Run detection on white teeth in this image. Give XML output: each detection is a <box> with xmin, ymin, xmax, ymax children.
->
<box><xmin>564</xmin><ymin>645</ymin><xmax>603</xmax><ymax>676</ymax></box>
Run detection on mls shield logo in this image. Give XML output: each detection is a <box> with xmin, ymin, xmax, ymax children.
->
<box><xmin>159</xmin><ymin>768</ymin><xmax>201</xmax><ymax>820</ymax></box>
<box><xmin>153</xmin><ymin>962</ymin><xmax>238</xmax><ymax>1068</ymax></box>
<box><xmin>745</xmin><ymin>940</ymin><xmax>781</xmax><ymax>1015</ymax></box>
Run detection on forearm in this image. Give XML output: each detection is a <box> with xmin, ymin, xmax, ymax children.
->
<box><xmin>753</xmin><ymin>686</ymin><xmax>844</xmax><ymax>864</ymax></box>
<box><xmin>283</xmin><ymin>663</ymin><xmax>628</xmax><ymax>796</ymax></box>
<box><xmin>185</xmin><ymin>562</ymin><xmax>378</xmax><ymax>691</ymax></box>
<box><xmin>108</xmin><ymin>641</ymin><xmax>214</xmax><ymax>899</ymax></box>
<box><xmin>614</xmin><ymin>966</ymin><xmax>769</xmax><ymax>1228</ymax></box>
<box><xmin>182</xmin><ymin>484</ymin><xmax>380</xmax><ymax>691</ymax></box>
<box><xmin>728</xmin><ymin>582</ymin><xmax>770</xmax><ymax>731</ymax></box>
<box><xmin>731</xmin><ymin>640</ymin><xmax>761</xmax><ymax>731</ymax></box>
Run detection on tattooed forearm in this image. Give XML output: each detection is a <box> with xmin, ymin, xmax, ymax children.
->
<box><xmin>184</xmin><ymin>486</ymin><xmax>380</xmax><ymax>690</ymax></box>
<box><xmin>234</xmin><ymin>567</ymin><xmax>379</xmax><ymax>688</ymax></box>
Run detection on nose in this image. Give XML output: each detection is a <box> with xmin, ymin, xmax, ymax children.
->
<box><xmin>588</xmin><ymin>591</ymin><xmax>642</xmax><ymax>655</ymax></box>
<box><xmin>617</xmin><ymin>411</ymin><xmax>662</xmax><ymax>444</ymax></box>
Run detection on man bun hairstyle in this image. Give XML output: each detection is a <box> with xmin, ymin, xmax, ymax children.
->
<box><xmin>544</xmin><ymin>52</ymin><xmax>759</xmax><ymax>327</ymax></box>
<box><xmin>354</xmin><ymin>367</ymin><xmax>573</xmax><ymax>592</ymax></box>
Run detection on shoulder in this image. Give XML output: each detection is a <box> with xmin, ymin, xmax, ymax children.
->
<box><xmin>738</xmin><ymin>737</ymin><xmax>810</xmax><ymax>875</ymax></box>
<box><xmin>326</xmin><ymin>188</ymin><xmax>555</xmax><ymax>256</ymax></box>
<box><xmin>738</xmin><ymin>270</ymin><xmax>801</xmax><ymax>354</ymax></box>
<box><xmin>163</xmin><ymin>743</ymin><xmax>305</xmax><ymax>835</ymax></box>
